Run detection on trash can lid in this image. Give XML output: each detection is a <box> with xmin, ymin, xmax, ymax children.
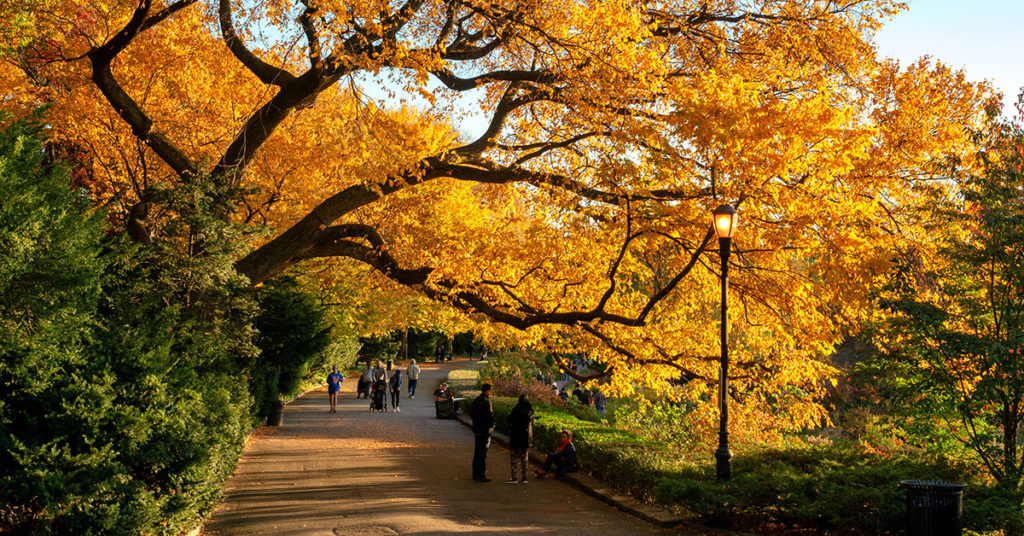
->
<box><xmin>900</xmin><ymin>479</ymin><xmax>966</xmax><ymax>490</ymax></box>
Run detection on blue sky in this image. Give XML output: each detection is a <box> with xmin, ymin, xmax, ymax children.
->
<box><xmin>874</xmin><ymin>0</ymin><xmax>1024</xmax><ymax>117</ymax></box>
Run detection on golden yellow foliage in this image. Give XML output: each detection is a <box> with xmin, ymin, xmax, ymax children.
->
<box><xmin>0</xmin><ymin>0</ymin><xmax>997</xmax><ymax>439</ymax></box>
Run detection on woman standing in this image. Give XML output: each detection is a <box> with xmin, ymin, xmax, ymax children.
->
<box><xmin>388</xmin><ymin>369</ymin><xmax>403</xmax><ymax>412</ymax></box>
<box><xmin>506</xmin><ymin>395</ymin><xmax>534</xmax><ymax>484</ymax></box>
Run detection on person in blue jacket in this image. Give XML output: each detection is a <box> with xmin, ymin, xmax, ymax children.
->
<box><xmin>326</xmin><ymin>365</ymin><xmax>344</xmax><ymax>413</ymax></box>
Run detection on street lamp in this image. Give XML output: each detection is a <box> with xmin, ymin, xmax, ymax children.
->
<box><xmin>712</xmin><ymin>204</ymin><xmax>737</xmax><ymax>482</ymax></box>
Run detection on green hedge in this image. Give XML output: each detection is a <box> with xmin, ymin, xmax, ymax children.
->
<box><xmin>464</xmin><ymin>392</ymin><xmax>1011</xmax><ymax>534</ymax></box>
<box><xmin>0</xmin><ymin>118</ymin><xmax>311</xmax><ymax>535</ymax></box>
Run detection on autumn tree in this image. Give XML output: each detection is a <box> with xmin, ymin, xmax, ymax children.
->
<box><xmin>861</xmin><ymin>104</ymin><xmax>1024</xmax><ymax>521</ymax></box>
<box><xmin>2</xmin><ymin>0</ymin><xmax>994</xmax><ymax>434</ymax></box>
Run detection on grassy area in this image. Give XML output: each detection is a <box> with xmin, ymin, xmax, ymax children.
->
<box><xmin>447</xmin><ymin>365</ymin><xmax>1014</xmax><ymax>535</ymax></box>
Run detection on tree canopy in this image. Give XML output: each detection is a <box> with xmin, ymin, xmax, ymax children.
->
<box><xmin>0</xmin><ymin>0</ymin><xmax>995</xmax><ymax>432</ymax></box>
<box><xmin>861</xmin><ymin>104</ymin><xmax>1024</xmax><ymax>511</ymax></box>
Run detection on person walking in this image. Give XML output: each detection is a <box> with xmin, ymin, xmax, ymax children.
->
<box><xmin>470</xmin><ymin>383</ymin><xmax>495</xmax><ymax>482</ymax></box>
<box><xmin>359</xmin><ymin>362</ymin><xmax>374</xmax><ymax>399</ymax></box>
<box><xmin>406</xmin><ymin>359</ymin><xmax>420</xmax><ymax>398</ymax></box>
<box><xmin>593</xmin><ymin>388</ymin><xmax>606</xmax><ymax>417</ymax></box>
<box><xmin>326</xmin><ymin>365</ymin><xmax>344</xmax><ymax>413</ymax></box>
<box><xmin>370</xmin><ymin>360</ymin><xmax>388</xmax><ymax>410</ymax></box>
<box><xmin>506</xmin><ymin>394</ymin><xmax>534</xmax><ymax>484</ymax></box>
<box><xmin>371</xmin><ymin>360</ymin><xmax>387</xmax><ymax>385</ymax></box>
<box><xmin>388</xmin><ymin>369</ymin><xmax>403</xmax><ymax>412</ymax></box>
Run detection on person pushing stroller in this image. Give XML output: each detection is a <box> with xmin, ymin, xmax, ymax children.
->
<box><xmin>369</xmin><ymin>360</ymin><xmax>388</xmax><ymax>411</ymax></box>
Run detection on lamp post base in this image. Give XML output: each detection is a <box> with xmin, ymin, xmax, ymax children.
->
<box><xmin>715</xmin><ymin>444</ymin><xmax>732</xmax><ymax>482</ymax></box>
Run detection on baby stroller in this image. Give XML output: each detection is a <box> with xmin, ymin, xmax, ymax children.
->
<box><xmin>370</xmin><ymin>380</ymin><xmax>387</xmax><ymax>411</ymax></box>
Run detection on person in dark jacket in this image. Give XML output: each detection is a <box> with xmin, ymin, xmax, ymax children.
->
<box><xmin>388</xmin><ymin>369</ymin><xmax>402</xmax><ymax>412</ymax></box>
<box><xmin>593</xmin><ymin>388</ymin><xmax>606</xmax><ymax>416</ymax></box>
<box><xmin>470</xmin><ymin>383</ymin><xmax>495</xmax><ymax>482</ymax></box>
<box><xmin>505</xmin><ymin>395</ymin><xmax>534</xmax><ymax>484</ymax></box>
<box><xmin>535</xmin><ymin>429</ymin><xmax>579</xmax><ymax>478</ymax></box>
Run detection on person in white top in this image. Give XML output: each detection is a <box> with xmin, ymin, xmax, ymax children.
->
<box><xmin>406</xmin><ymin>359</ymin><xmax>421</xmax><ymax>398</ymax></box>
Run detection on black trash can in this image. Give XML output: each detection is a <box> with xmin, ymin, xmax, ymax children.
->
<box><xmin>267</xmin><ymin>401</ymin><xmax>285</xmax><ymax>426</ymax></box>
<box><xmin>900</xmin><ymin>480</ymin><xmax>965</xmax><ymax>536</ymax></box>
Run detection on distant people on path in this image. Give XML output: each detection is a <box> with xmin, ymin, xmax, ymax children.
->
<box><xmin>506</xmin><ymin>394</ymin><xmax>534</xmax><ymax>484</ymax></box>
<box><xmin>535</xmin><ymin>429</ymin><xmax>579</xmax><ymax>479</ymax></box>
<box><xmin>470</xmin><ymin>383</ymin><xmax>495</xmax><ymax>482</ymax></box>
<box><xmin>593</xmin><ymin>388</ymin><xmax>606</xmax><ymax>417</ymax></box>
<box><xmin>406</xmin><ymin>359</ymin><xmax>420</xmax><ymax>398</ymax></box>
<box><xmin>435</xmin><ymin>344</ymin><xmax>444</xmax><ymax>363</ymax></box>
<box><xmin>579</xmin><ymin>388</ymin><xmax>593</xmax><ymax>407</ymax></box>
<box><xmin>388</xmin><ymin>369</ymin><xmax>403</xmax><ymax>412</ymax></box>
<box><xmin>326</xmin><ymin>365</ymin><xmax>344</xmax><ymax>413</ymax></box>
<box><xmin>359</xmin><ymin>363</ymin><xmax>374</xmax><ymax>399</ymax></box>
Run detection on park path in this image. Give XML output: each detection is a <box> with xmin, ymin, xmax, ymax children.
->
<box><xmin>201</xmin><ymin>358</ymin><xmax>689</xmax><ymax>536</ymax></box>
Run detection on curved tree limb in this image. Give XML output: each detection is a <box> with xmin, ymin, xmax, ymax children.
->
<box><xmin>88</xmin><ymin>0</ymin><xmax>197</xmax><ymax>180</ymax></box>
<box><xmin>218</xmin><ymin>0</ymin><xmax>297</xmax><ymax>86</ymax></box>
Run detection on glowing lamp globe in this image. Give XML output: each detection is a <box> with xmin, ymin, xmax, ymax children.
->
<box><xmin>712</xmin><ymin>205</ymin><xmax>737</xmax><ymax>239</ymax></box>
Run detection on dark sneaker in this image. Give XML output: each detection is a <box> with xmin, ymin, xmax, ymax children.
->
<box><xmin>504</xmin><ymin>479</ymin><xmax>518</xmax><ymax>484</ymax></box>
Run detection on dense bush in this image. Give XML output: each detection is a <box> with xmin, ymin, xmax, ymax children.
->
<box><xmin>0</xmin><ymin>119</ymin><xmax>255</xmax><ymax>535</ymax></box>
<box><xmin>358</xmin><ymin>332</ymin><xmax>401</xmax><ymax>363</ymax></box>
<box><xmin>471</xmin><ymin>377</ymin><xmax>1005</xmax><ymax>534</ymax></box>
<box><xmin>304</xmin><ymin>337</ymin><xmax>361</xmax><ymax>382</ymax></box>
<box><xmin>406</xmin><ymin>328</ymin><xmax>444</xmax><ymax>360</ymax></box>
<box><xmin>656</xmin><ymin>446</ymin><xmax>1010</xmax><ymax>534</ymax></box>
<box><xmin>252</xmin><ymin>277</ymin><xmax>331</xmax><ymax>417</ymax></box>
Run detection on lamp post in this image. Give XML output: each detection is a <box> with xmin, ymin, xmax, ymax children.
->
<box><xmin>712</xmin><ymin>204</ymin><xmax>737</xmax><ymax>482</ymax></box>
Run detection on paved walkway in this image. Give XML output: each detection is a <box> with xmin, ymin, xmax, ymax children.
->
<box><xmin>201</xmin><ymin>359</ymin><xmax>695</xmax><ymax>536</ymax></box>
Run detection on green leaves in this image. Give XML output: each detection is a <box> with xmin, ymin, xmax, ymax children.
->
<box><xmin>0</xmin><ymin>117</ymin><xmax>255</xmax><ymax>534</ymax></box>
<box><xmin>860</xmin><ymin>109</ymin><xmax>1024</xmax><ymax>513</ymax></box>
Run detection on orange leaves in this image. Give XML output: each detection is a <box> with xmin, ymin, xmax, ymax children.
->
<box><xmin>0</xmin><ymin>0</ymin><xmax>1000</xmax><ymax>443</ymax></box>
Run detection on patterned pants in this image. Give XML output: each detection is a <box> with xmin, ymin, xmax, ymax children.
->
<box><xmin>510</xmin><ymin>448</ymin><xmax>528</xmax><ymax>481</ymax></box>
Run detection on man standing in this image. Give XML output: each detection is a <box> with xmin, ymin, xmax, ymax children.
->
<box><xmin>359</xmin><ymin>362</ymin><xmax>374</xmax><ymax>399</ymax></box>
<box><xmin>371</xmin><ymin>360</ymin><xmax>388</xmax><ymax>385</ymax></box>
<box><xmin>326</xmin><ymin>365</ymin><xmax>343</xmax><ymax>413</ymax></box>
<box><xmin>406</xmin><ymin>359</ymin><xmax>420</xmax><ymax>398</ymax></box>
<box><xmin>471</xmin><ymin>383</ymin><xmax>495</xmax><ymax>482</ymax></box>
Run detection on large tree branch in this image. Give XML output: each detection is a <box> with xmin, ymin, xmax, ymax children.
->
<box><xmin>296</xmin><ymin>227</ymin><xmax>433</xmax><ymax>285</ymax></box>
<box><xmin>429</xmin><ymin>67</ymin><xmax>556</xmax><ymax>92</ymax></box>
<box><xmin>212</xmin><ymin>69</ymin><xmax>336</xmax><ymax>187</ymax></box>
<box><xmin>299</xmin><ymin>1</ymin><xmax>324</xmax><ymax>69</ymax></box>
<box><xmin>88</xmin><ymin>0</ymin><xmax>197</xmax><ymax>180</ymax></box>
<box><xmin>218</xmin><ymin>0</ymin><xmax>297</xmax><ymax>86</ymax></box>
<box><xmin>235</xmin><ymin>160</ymin><xmax>448</xmax><ymax>284</ymax></box>
<box><xmin>454</xmin><ymin>82</ymin><xmax>540</xmax><ymax>154</ymax></box>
